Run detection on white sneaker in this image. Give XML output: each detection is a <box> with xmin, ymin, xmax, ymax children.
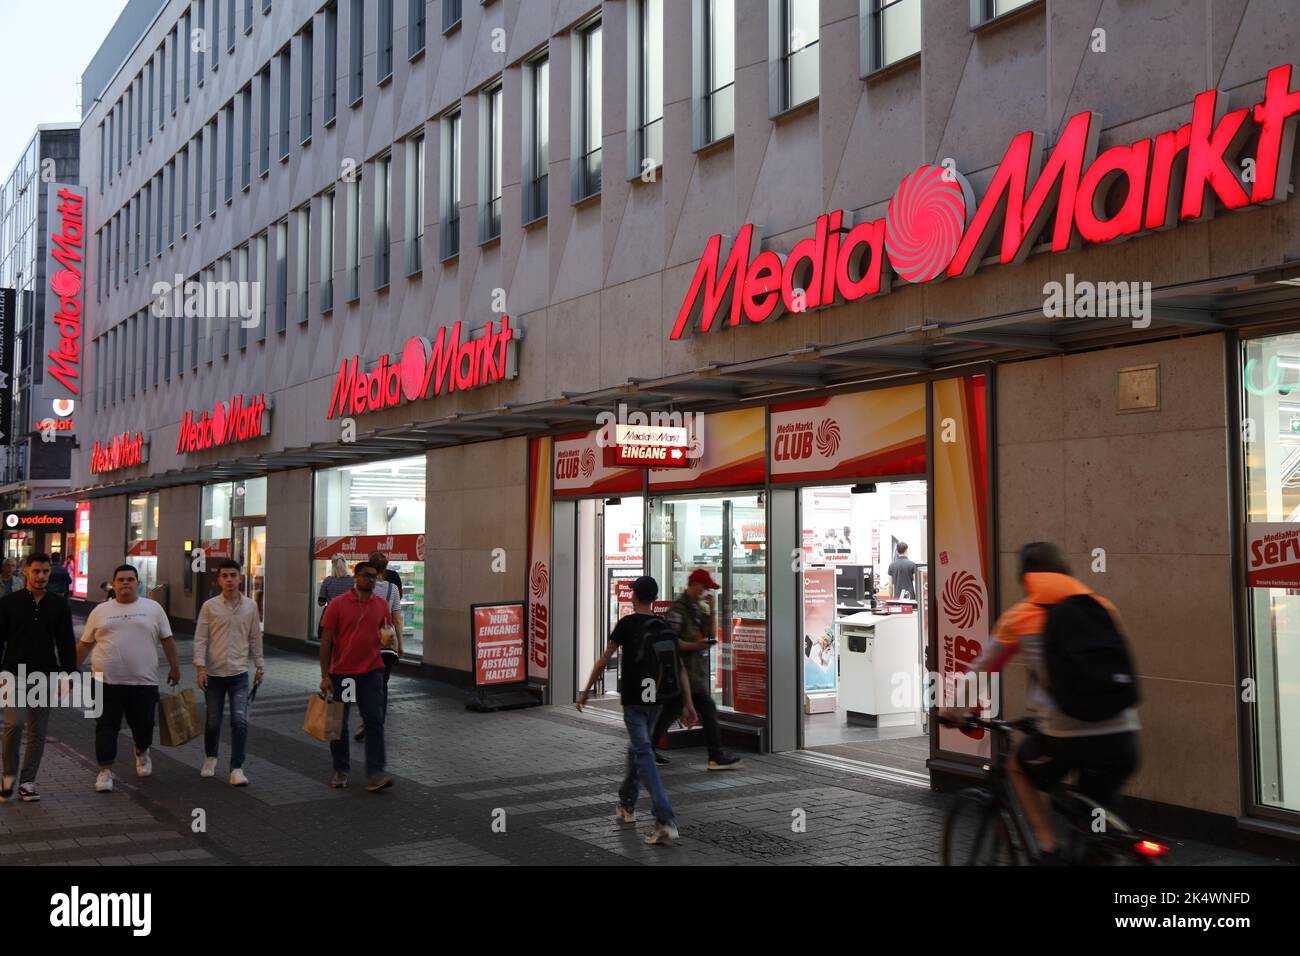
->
<box><xmin>229</xmin><ymin>769</ymin><xmax>249</xmax><ymax>786</ymax></box>
<box><xmin>95</xmin><ymin>770</ymin><xmax>114</xmax><ymax>793</ymax></box>
<box><xmin>135</xmin><ymin>750</ymin><xmax>152</xmax><ymax>778</ymax></box>
<box><xmin>644</xmin><ymin>821</ymin><xmax>679</xmax><ymax>845</ymax></box>
<box><xmin>200</xmin><ymin>757</ymin><xmax>218</xmax><ymax>778</ymax></box>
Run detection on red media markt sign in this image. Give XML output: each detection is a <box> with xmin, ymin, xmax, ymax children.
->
<box><xmin>672</xmin><ymin>64</ymin><xmax>1300</xmax><ymax>340</ymax></box>
<box><xmin>176</xmin><ymin>393</ymin><xmax>271</xmax><ymax>454</ymax></box>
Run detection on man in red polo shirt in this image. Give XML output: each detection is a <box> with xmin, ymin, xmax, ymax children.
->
<box><xmin>319</xmin><ymin>561</ymin><xmax>394</xmax><ymax>792</ymax></box>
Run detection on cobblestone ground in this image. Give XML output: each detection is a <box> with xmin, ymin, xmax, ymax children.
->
<box><xmin>0</xmin><ymin>636</ymin><xmax>1287</xmax><ymax>867</ymax></box>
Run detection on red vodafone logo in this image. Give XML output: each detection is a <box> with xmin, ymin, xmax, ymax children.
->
<box><xmin>885</xmin><ymin>165</ymin><xmax>971</xmax><ymax>283</ymax></box>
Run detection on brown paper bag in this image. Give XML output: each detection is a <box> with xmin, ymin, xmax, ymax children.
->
<box><xmin>304</xmin><ymin>692</ymin><xmax>344</xmax><ymax>742</ymax></box>
<box><xmin>157</xmin><ymin>688</ymin><xmax>202</xmax><ymax>747</ymax></box>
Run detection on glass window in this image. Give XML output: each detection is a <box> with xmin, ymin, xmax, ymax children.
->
<box><xmin>197</xmin><ymin>0</ymin><xmax>206</xmax><ymax>79</ymax></box>
<box><xmin>442</xmin><ymin>0</ymin><xmax>461</xmax><ymax>32</ymax></box>
<box><xmin>350</xmin><ymin>0</ymin><xmax>364</xmax><ymax>104</ymax></box>
<box><xmin>255</xmin><ymin>230</ymin><xmax>268</xmax><ymax>341</ymax></box>
<box><xmin>201</xmin><ymin>479</ymin><xmax>268</xmax><ymax>613</ymax></box>
<box><xmin>209</xmin><ymin>116</ymin><xmax>219</xmax><ymax>213</ymax></box>
<box><xmin>440</xmin><ymin>110</ymin><xmax>460</xmax><ymax>260</ymax></box>
<box><xmin>702</xmin><ymin>0</ymin><xmax>735</xmax><ymax>145</ymax></box>
<box><xmin>237</xmin><ymin>242</ymin><xmax>250</xmax><ymax>348</ymax></box>
<box><xmin>312</xmin><ymin>458</ymin><xmax>427</xmax><ymax>656</ymax></box>
<box><xmin>1241</xmin><ymin>331</ymin><xmax>1300</xmax><ymax>814</ymax></box>
<box><xmin>224</xmin><ymin>101</ymin><xmax>235</xmax><ymax>202</ymax></box>
<box><xmin>867</xmin><ymin>0</ymin><xmax>919</xmax><ymax>72</ymax></box>
<box><xmin>184</xmin><ymin>11</ymin><xmax>192</xmax><ymax>98</ymax></box>
<box><xmin>259</xmin><ymin>64</ymin><xmax>271</xmax><ymax>174</ymax></box>
<box><xmin>324</xmin><ymin>2</ymin><xmax>338</xmax><ymax>123</ymax></box>
<box><xmin>780</xmin><ymin>0</ymin><xmax>819</xmax><ymax>111</ymax></box>
<box><xmin>480</xmin><ymin>85</ymin><xmax>502</xmax><ymax>242</ymax></box>
<box><xmin>409</xmin><ymin>0</ymin><xmax>426</xmax><ymax>57</ymax></box>
<box><xmin>301</xmin><ymin>24</ymin><xmax>313</xmax><ymax>142</ymax></box>
<box><xmin>375</xmin><ymin>153</ymin><xmax>391</xmax><ymax>285</ymax></box>
<box><xmin>378</xmin><ymin>0</ymin><xmax>393</xmax><ymax>82</ymax></box>
<box><xmin>126</xmin><ymin>493</ymin><xmax>161</xmax><ymax>595</ymax></box>
<box><xmin>279</xmin><ymin>45</ymin><xmax>292</xmax><ymax>160</ymax></box>
<box><xmin>574</xmin><ymin>20</ymin><xmax>602</xmax><ymax>201</ymax></box>
<box><xmin>346</xmin><ymin>171</ymin><xmax>361</xmax><ymax>298</ymax></box>
<box><xmin>406</xmin><ymin>135</ymin><xmax>424</xmax><ymax>274</ymax></box>
<box><xmin>635</xmin><ymin>0</ymin><xmax>663</xmax><ymax>173</ymax></box>
<box><xmin>525</xmin><ymin>55</ymin><xmax>548</xmax><ymax>223</ymax></box>
<box><xmin>321</xmin><ymin>189</ymin><xmax>335</xmax><ymax>310</ymax></box>
<box><xmin>649</xmin><ymin>493</ymin><xmax>767</xmax><ymax>717</ymax></box>
<box><xmin>275</xmin><ymin>218</ymin><xmax>288</xmax><ymax>331</ymax></box>
<box><xmin>297</xmin><ymin>203</ymin><xmax>310</xmax><ymax>323</ymax></box>
<box><xmin>241</xmin><ymin>84</ymin><xmax>252</xmax><ymax>188</ymax></box>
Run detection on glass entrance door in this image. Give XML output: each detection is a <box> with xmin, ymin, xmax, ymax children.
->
<box><xmin>234</xmin><ymin>521</ymin><xmax>266</xmax><ymax>620</ymax></box>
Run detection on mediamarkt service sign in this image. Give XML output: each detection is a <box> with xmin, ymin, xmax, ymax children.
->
<box><xmin>672</xmin><ymin>64</ymin><xmax>1300</xmax><ymax>339</ymax></box>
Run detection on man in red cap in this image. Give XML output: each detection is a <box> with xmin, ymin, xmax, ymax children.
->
<box><xmin>652</xmin><ymin>568</ymin><xmax>742</xmax><ymax>770</ymax></box>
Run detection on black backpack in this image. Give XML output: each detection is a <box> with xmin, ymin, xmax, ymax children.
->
<box><xmin>634</xmin><ymin>616</ymin><xmax>683</xmax><ymax>704</ymax></box>
<box><xmin>1041</xmin><ymin>594</ymin><xmax>1138</xmax><ymax>721</ymax></box>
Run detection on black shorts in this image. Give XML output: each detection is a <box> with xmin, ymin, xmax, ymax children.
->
<box><xmin>1015</xmin><ymin>731</ymin><xmax>1138</xmax><ymax>806</ymax></box>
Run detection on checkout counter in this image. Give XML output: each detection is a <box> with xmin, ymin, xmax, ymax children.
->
<box><xmin>837</xmin><ymin>602</ymin><xmax>922</xmax><ymax>726</ymax></box>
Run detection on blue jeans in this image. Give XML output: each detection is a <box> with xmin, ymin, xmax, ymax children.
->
<box><xmin>204</xmin><ymin>673</ymin><xmax>250</xmax><ymax>769</ymax></box>
<box><xmin>619</xmin><ymin>703</ymin><xmax>675</xmax><ymax>825</ymax></box>
<box><xmin>330</xmin><ymin>669</ymin><xmax>386</xmax><ymax>775</ymax></box>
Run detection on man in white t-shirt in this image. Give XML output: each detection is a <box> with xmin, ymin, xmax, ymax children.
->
<box><xmin>76</xmin><ymin>564</ymin><xmax>180</xmax><ymax>793</ymax></box>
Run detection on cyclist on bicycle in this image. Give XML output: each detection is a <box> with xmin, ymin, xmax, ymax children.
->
<box><xmin>940</xmin><ymin>542</ymin><xmax>1139</xmax><ymax>863</ymax></box>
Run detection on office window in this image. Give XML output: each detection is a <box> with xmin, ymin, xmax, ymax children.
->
<box><xmin>201</xmin><ymin>266</ymin><xmax>214</xmax><ymax>363</ymax></box>
<box><xmin>442</xmin><ymin>0</ymin><xmax>461</xmax><ymax>32</ymax></box>
<box><xmin>572</xmin><ymin>19</ymin><xmax>602</xmax><ymax>202</ymax></box>
<box><xmin>245</xmin><ymin>0</ymin><xmax>253</xmax><ymax>33</ymax></box>
<box><xmin>275</xmin><ymin>218</ymin><xmax>288</xmax><ymax>331</ymax></box>
<box><xmin>197</xmin><ymin>1</ymin><xmax>206</xmax><ymax>80</ymax></box>
<box><xmin>135</xmin><ymin>75</ymin><xmax>142</xmax><ymax>152</ymax></box>
<box><xmin>523</xmin><ymin>54</ymin><xmax>548</xmax><ymax>223</ymax></box>
<box><xmin>127</xmin><ymin>315</ymin><xmax>136</xmax><ymax>397</ymax></box>
<box><xmin>184</xmin><ymin>10</ymin><xmax>192</xmax><ymax>98</ymax></box>
<box><xmin>254</xmin><ymin>231</ymin><xmax>268</xmax><ymax>341</ymax></box>
<box><xmin>168</xmin><ymin>158</ymin><xmax>176</xmax><ymax>245</ymax></box>
<box><xmin>138</xmin><ymin>311</ymin><xmax>148</xmax><ymax>392</ymax></box>
<box><xmin>175</xmin><ymin>294</ymin><xmax>184</xmax><ymax>377</ymax></box>
<box><xmin>376</xmin><ymin>0</ymin><xmax>393</xmax><ymax>82</ymax></box>
<box><xmin>349</xmin><ymin>0</ymin><xmax>364</xmax><ymax>104</ymax></box>
<box><xmin>297</xmin><ymin>204</ymin><xmax>310</xmax><ymax>323</ymax></box>
<box><xmin>189</xmin><ymin>273</ymin><xmax>200</xmax><ymax>369</ymax></box>
<box><xmin>439</xmin><ymin>110</ymin><xmax>460</xmax><ymax>260</ymax></box>
<box><xmin>405</xmin><ymin>135</ymin><xmax>424</xmax><ymax>274</ymax></box>
<box><xmin>279</xmin><ymin>45</ymin><xmax>292</xmax><ymax>160</ymax></box>
<box><xmin>96</xmin><ymin>230</ymin><xmax>103</xmax><ymax>303</ymax></box>
<box><xmin>224</xmin><ymin>101</ymin><xmax>235</xmax><ymax>202</ymax></box>
<box><xmin>126</xmin><ymin>85</ymin><xmax>133</xmax><ymax>159</ymax></box>
<box><xmin>212</xmin><ymin>0</ymin><xmax>221</xmax><ymax>70</ymax></box>
<box><xmin>155</xmin><ymin>173</ymin><xmax>164</xmax><ymax>255</ymax></box>
<box><xmin>324</xmin><ymin>3</ymin><xmax>338</xmax><ymax>123</ymax></box>
<box><xmin>159</xmin><ymin>43</ymin><xmax>167</xmax><ymax>128</ymax></box>
<box><xmin>628</xmin><ymin>0</ymin><xmax>663</xmax><ymax>177</ymax></box>
<box><xmin>259</xmin><ymin>64</ymin><xmax>271</xmax><ymax>174</ymax></box>
<box><xmin>345</xmin><ymin>170</ymin><xmax>361</xmax><ymax>297</ymax></box>
<box><xmin>227</xmin><ymin>0</ymin><xmax>236</xmax><ymax>51</ymax></box>
<box><xmin>320</xmin><ymin>188</ymin><xmax>335</xmax><ymax>310</ymax></box>
<box><xmin>864</xmin><ymin>0</ymin><xmax>919</xmax><ymax>73</ymax></box>
<box><xmin>116</xmin><ymin>101</ymin><xmax>123</xmax><ymax>171</ymax></box>
<box><xmin>241</xmin><ymin>84</ymin><xmax>253</xmax><ymax>188</ymax></box>
<box><xmin>479</xmin><ymin>85</ymin><xmax>502</xmax><ymax>242</ymax></box>
<box><xmin>237</xmin><ymin>242</ymin><xmax>250</xmax><ymax>347</ymax></box>
<box><xmin>694</xmin><ymin>0</ymin><xmax>734</xmax><ymax>147</ymax></box>
<box><xmin>374</xmin><ymin>153</ymin><xmax>391</xmax><ymax>286</ymax></box>
<box><xmin>181</xmin><ymin>146</ymin><xmax>190</xmax><ymax>236</ymax></box>
<box><xmin>301</xmin><ymin>24</ymin><xmax>313</xmax><ymax>142</ymax></box>
<box><xmin>194</xmin><ymin>131</ymin><xmax>204</xmax><ymax>228</ymax></box>
<box><xmin>772</xmin><ymin>0</ymin><xmax>818</xmax><ymax>113</ymax></box>
<box><xmin>408</xmin><ymin>0</ymin><xmax>426</xmax><ymax>57</ymax></box>
<box><xmin>209</xmin><ymin>116</ymin><xmax>219</xmax><ymax>213</ymax></box>
<box><xmin>132</xmin><ymin>196</ymin><xmax>139</xmax><ymax>274</ymax></box>
<box><xmin>152</xmin><ymin>309</ymin><xmax>160</xmax><ymax>387</ymax></box>
<box><xmin>164</xmin><ymin>299</ymin><xmax>173</xmax><ymax>381</ymax></box>
<box><xmin>108</xmin><ymin>109</ymin><xmax>115</xmax><ymax>182</ymax></box>
<box><xmin>220</xmin><ymin>255</ymin><xmax>233</xmax><ymax>355</ymax></box>
<box><xmin>262</xmin><ymin>0</ymin><xmax>271</xmax><ymax>13</ymax></box>
<box><xmin>104</xmin><ymin>221</ymin><xmax>111</xmax><ymax>296</ymax></box>
<box><xmin>146</xmin><ymin>60</ymin><xmax>154</xmax><ymax>140</ymax></box>
<box><xmin>99</xmin><ymin>123</ymin><xmax>106</xmax><ymax>193</ymax></box>
<box><xmin>170</xmin><ymin>27</ymin><xmax>178</xmax><ymax>112</ymax></box>
<box><xmin>973</xmin><ymin>0</ymin><xmax>1037</xmax><ymax>26</ymax></box>
<box><xmin>144</xmin><ymin>183</ymin><xmax>152</xmax><ymax>262</ymax></box>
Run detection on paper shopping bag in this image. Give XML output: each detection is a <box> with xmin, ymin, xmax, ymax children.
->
<box><xmin>157</xmin><ymin>688</ymin><xmax>202</xmax><ymax>747</ymax></box>
<box><xmin>304</xmin><ymin>692</ymin><xmax>344</xmax><ymax>742</ymax></box>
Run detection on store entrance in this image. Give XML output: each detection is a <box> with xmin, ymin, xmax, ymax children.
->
<box><xmin>233</xmin><ymin>519</ymin><xmax>266</xmax><ymax>621</ymax></box>
<box><xmin>574</xmin><ymin>496</ymin><xmax>644</xmax><ymax>713</ymax></box>
<box><xmin>799</xmin><ymin>482</ymin><xmax>928</xmax><ymax>768</ymax></box>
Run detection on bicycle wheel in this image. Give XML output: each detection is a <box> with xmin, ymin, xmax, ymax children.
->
<box><xmin>942</xmin><ymin>791</ymin><xmax>1019</xmax><ymax>865</ymax></box>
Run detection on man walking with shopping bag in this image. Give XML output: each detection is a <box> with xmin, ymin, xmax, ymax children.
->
<box><xmin>0</xmin><ymin>553</ymin><xmax>77</xmax><ymax>803</ymax></box>
<box><xmin>195</xmin><ymin>559</ymin><xmax>264</xmax><ymax>786</ymax></box>
<box><xmin>319</xmin><ymin>561</ymin><xmax>393</xmax><ymax>792</ymax></box>
<box><xmin>77</xmin><ymin>565</ymin><xmax>180</xmax><ymax>793</ymax></box>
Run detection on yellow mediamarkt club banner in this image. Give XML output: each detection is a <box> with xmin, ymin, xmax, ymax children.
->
<box><xmin>527</xmin><ymin>436</ymin><xmax>553</xmax><ymax>683</ymax></box>
<box><xmin>932</xmin><ymin>375</ymin><xmax>992</xmax><ymax>760</ymax></box>
<box><xmin>648</xmin><ymin>406</ymin><xmax>766</xmax><ymax>491</ymax></box>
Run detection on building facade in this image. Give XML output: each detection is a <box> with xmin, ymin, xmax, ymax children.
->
<box><xmin>69</xmin><ymin>0</ymin><xmax>1300</xmax><ymax>840</ymax></box>
<box><xmin>0</xmin><ymin>124</ymin><xmax>81</xmax><ymax>561</ymax></box>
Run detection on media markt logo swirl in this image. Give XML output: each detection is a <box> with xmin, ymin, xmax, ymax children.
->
<box><xmin>942</xmin><ymin>570</ymin><xmax>984</xmax><ymax>630</ymax></box>
<box><xmin>530</xmin><ymin>561</ymin><xmax>549</xmax><ymax>599</ymax></box>
<box><xmin>580</xmin><ymin>447</ymin><xmax>596</xmax><ymax>477</ymax></box>
<box><xmin>815</xmin><ymin>418</ymin><xmax>841</xmax><ymax>458</ymax></box>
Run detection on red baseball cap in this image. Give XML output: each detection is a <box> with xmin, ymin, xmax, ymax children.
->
<box><xmin>688</xmin><ymin>568</ymin><xmax>721</xmax><ymax>590</ymax></box>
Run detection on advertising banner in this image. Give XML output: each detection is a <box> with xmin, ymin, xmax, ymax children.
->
<box><xmin>802</xmin><ymin>569</ymin><xmax>838</xmax><ymax>694</ymax></box>
<box><xmin>42</xmin><ymin>184</ymin><xmax>86</xmax><ymax>441</ymax></box>
<box><xmin>73</xmin><ymin>502</ymin><xmax>90</xmax><ymax>598</ymax></box>
<box><xmin>472</xmin><ymin>602</ymin><xmax>527</xmax><ymax>686</ymax></box>
<box><xmin>553</xmin><ymin>429</ymin><xmax>643</xmax><ymax>497</ymax></box>
<box><xmin>932</xmin><ymin>375</ymin><xmax>992</xmax><ymax>759</ymax></box>
<box><xmin>730</xmin><ymin>618</ymin><xmax>768</xmax><ymax>716</ymax></box>
<box><xmin>2</xmin><ymin>510</ymin><xmax>75</xmax><ymax>534</ymax></box>
<box><xmin>527</xmin><ymin>437</ymin><xmax>553</xmax><ymax>682</ymax></box>
<box><xmin>312</xmin><ymin>533</ymin><xmax>426</xmax><ymax>562</ymax></box>
<box><xmin>0</xmin><ymin>288</ymin><xmax>14</xmax><ymax>445</ymax></box>
<box><xmin>649</xmin><ymin>407</ymin><xmax>766</xmax><ymax>492</ymax></box>
<box><xmin>770</xmin><ymin>384</ymin><xmax>927</xmax><ymax>483</ymax></box>
<box><xmin>1246</xmin><ymin>523</ymin><xmax>1300</xmax><ymax>588</ymax></box>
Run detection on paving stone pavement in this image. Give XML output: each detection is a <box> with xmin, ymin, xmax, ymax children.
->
<box><xmin>0</xmin><ymin>633</ymin><xmax>1288</xmax><ymax>867</ymax></box>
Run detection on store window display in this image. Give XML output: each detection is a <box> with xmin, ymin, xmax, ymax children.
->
<box><xmin>201</xmin><ymin>478</ymin><xmax>267</xmax><ymax>616</ymax></box>
<box><xmin>312</xmin><ymin>457</ymin><xmax>426</xmax><ymax>657</ymax></box>
<box><xmin>126</xmin><ymin>492</ymin><xmax>161</xmax><ymax>594</ymax></box>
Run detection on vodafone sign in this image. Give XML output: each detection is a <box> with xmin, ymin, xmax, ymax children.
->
<box><xmin>672</xmin><ymin>64</ymin><xmax>1300</xmax><ymax>340</ymax></box>
<box><xmin>327</xmin><ymin>317</ymin><xmax>517</xmax><ymax>419</ymax></box>
<box><xmin>176</xmin><ymin>393</ymin><xmax>271</xmax><ymax>454</ymax></box>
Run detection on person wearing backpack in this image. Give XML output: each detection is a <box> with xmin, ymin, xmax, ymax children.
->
<box><xmin>939</xmin><ymin>542</ymin><xmax>1139</xmax><ymax>863</ymax></box>
<box><xmin>576</xmin><ymin>576</ymin><xmax>697</xmax><ymax>846</ymax></box>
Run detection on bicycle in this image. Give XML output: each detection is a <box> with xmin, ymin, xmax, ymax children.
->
<box><xmin>939</xmin><ymin>714</ymin><xmax>1168</xmax><ymax>866</ymax></box>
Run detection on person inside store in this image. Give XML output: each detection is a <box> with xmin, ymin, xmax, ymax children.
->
<box><xmin>47</xmin><ymin>557</ymin><xmax>73</xmax><ymax>597</ymax></box>
<box><xmin>318</xmin><ymin>561</ymin><xmax>394</xmax><ymax>793</ymax></box>
<box><xmin>652</xmin><ymin>568</ymin><xmax>743</xmax><ymax>771</ymax></box>
<box><xmin>77</xmin><ymin>564</ymin><xmax>181</xmax><ymax>794</ymax></box>
<box><xmin>0</xmin><ymin>553</ymin><xmax>78</xmax><ymax>803</ymax></box>
<box><xmin>317</xmin><ymin>556</ymin><xmax>354</xmax><ymax>614</ymax></box>
<box><xmin>354</xmin><ymin>551</ymin><xmax>403</xmax><ymax>742</ymax></box>
<box><xmin>887</xmin><ymin>542</ymin><xmax>918</xmax><ymax>601</ymax></box>
<box><xmin>1</xmin><ymin>558</ymin><xmax>24</xmax><ymax>596</ymax></box>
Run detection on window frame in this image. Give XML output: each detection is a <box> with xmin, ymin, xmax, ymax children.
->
<box><xmin>570</xmin><ymin>18</ymin><xmax>602</xmax><ymax>204</ymax></box>
<box><xmin>479</xmin><ymin>82</ymin><xmax>503</xmax><ymax>244</ymax></box>
<box><xmin>769</xmin><ymin>0</ymin><xmax>820</xmax><ymax>116</ymax></box>
<box><xmin>522</xmin><ymin>52</ymin><xmax>549</xmax><ymax>224</ymax></box>
<box><xmin>626</xmin><ymin>0</ymin><xmax>664</xmax><ymax>180</ymax></box>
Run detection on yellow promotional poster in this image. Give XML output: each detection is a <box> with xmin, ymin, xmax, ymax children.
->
<box><xmin>649</xmin><ymin>407</ymin><xmax>765</xmax><ymax>491</ymax></box>
<box><xmin>769</xmin><ymin>384</ymin><xmax>926</xmax><ymax>482</ymax></box>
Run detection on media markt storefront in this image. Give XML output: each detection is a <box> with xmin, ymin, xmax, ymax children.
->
<box><xmin>530</xmin><ymin>381</ymin><xmax>993</xmax><ymax>767</ymax></box>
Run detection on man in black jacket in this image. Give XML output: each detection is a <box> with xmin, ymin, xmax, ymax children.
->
<box><xmin>0</xmin><ymin>553</ymin><xmax>78</xmax><ymax>802</ymax></box>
